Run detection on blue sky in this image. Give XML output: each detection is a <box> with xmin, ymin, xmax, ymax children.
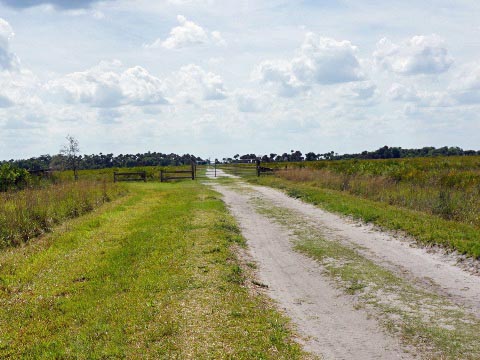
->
<box><xmin>0</xmin><ymin>0</ymin><xmax>479</xmax><ymax>159</ymax></box>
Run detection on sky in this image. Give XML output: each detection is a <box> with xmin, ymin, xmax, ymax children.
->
<box><xmin>0</xmin><ymin>0</ymin><xmax>480</xmax><ymax>160</ymax></box>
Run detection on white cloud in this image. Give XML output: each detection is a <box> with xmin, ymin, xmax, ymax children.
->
<box><xmin>291</xmin><ymin>33</ymin><xmax>364</xmax><ymax>84</ymax></box>
<box><xmin>387</xmin><ymin>83</ymin><xmax>420</xmax><ymax>102</ymax></box>
<box><xmin>374</xmin><ymin>35</ymin><xmax>453</xmax><ymax>75</ymax></box>
<box><xmin>449</xmin><ymin>62</ymin><xmax>480</xmax><ymax>104</ymax></box>
<box><xmin>0</xmin><ymin>18</ymin><xmax>19</xmax><ymax>70</ymax></box>
<box><xmin>388</xmin><ymin>83</ymin><xmax>455</xmax><ymax>107</ymax></box>
<box><xmin>254</xmin><ymin>32</ymin><xmax>364</xmax><ymax>97</ymax></box>
<box><xmin>338</xmin><ymin>81</ymin><xmax>377</xmax><ymax>101</ymax></box>
<box><xmin>46</xmin><ymin>60</ymin><xmax>169</xmax><ymax>108</ymax></box>
<box><xmin>0</xmin><ymin>69</ymin><xmax>42</xmax><ymax>106</ymax></box>
<box><xmin>145</xmin><ymin>15</ymin><xmax>225</xmax><ymax>49</ymax></box>
<box><xmin>169</xmin><ymin>64</ymin><xmax>227</xmax><ymax>102</ymax></box>
<box><xmin>0</xmin><ymin>94</ymin><xmax>13</xmax><ymax>107</ymax></box>
<box><xmin>254</xmin><ymin>60</ymin><xmax>307</xmax><ymax>97</ymax></box>
<box><xmin>236</xmin><ymin>90</ymin><xmax>264</xmax><ymax>113</ymax></box>
<box><xmin>0</xmin><ymin>0</ymin><xmax>111</xmax><ymax>9</ymax></box>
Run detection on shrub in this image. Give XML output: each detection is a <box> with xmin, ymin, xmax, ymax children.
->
<box><xmin>0</xmin><ymin>164</ymin><xmax>30</xmax><ymax>192</ymax></box>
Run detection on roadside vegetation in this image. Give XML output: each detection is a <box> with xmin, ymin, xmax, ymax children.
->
<box><xmin>0</xmin><ymin>160</ymin><xmax>193</xmax><ymax>249</ymax></box>
<box><xmin>249</xmin><ymin>156</ymin><xmax>480</xmax><ymax>258</ymax></box>
<box><xmin>0</xmin><ymin>179</ymin><xmax>125</xmax><ymax>248</ymax></box>
<box><xmin>0</xmin><ymin>181</ymin><xmax>306</xmax><ymax>359</ymax></box>
<box><xmin>0</xmin><ymin>163</ymin><xmax>30</xmax><ymax>192</ymax></box>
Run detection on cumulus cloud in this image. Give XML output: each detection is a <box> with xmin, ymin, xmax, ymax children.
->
<box><xmin>374</xmin><ymin>35</ymin><xmax>453</xmax><ymax>75</ymax></box>
<box><xmin>387</xmin><ymin>83</ymin><xmax>420</xmax><ymax>102</ymax></box>
<box><xmin>292</xmin><ymin>33</ymin><xmax>364</xmax><ymax>84</ymax></box>
<box><xmin>254</xmin><ymin>32</ymin><xmax>363</xmax><ymax>97</ymax></box>
<box><xmin>0</xmin><ymin>68</ymin><xmax>41</xmax><ymax>107</ymax></box>
<box><xmin>236</xmin><ymin>91</ymin><xmax>264</xmax><ymax>113</ymax></box>
<box><xmin>449</xmin><ymin>62</ymin><xmax>480</xmax><ymax>104</ymax></box>
<box><xmin>338</xmin><ymin>81</ymin><xmax>377</xmax><ymax>101</ymax></box>
<box><xmin>0</xmin><ymin>18</ymin><xmax>19</xmax><ymax>70</ymax></box>
<box><xmin>0</xmin><ymin>0</ymin><xmax>113</xmax><ymax>9</ymax></box>
<box><xmin>170</xmin><ymin>64</ymin><xmax>227</xmax><ymax>102</ymax></box>
<box><xmin>145</xmin><ymin>15</ymin><xmax>225</xmax><ymax>50</ymax></box>
<box><xmin>254</xmin><ymin>60</ymin><xmax>307</xmax><ymax>97</ymax></box>
<box><xmin>0</xmin><ymin>94</ymin><xmax>13</xmax><ymax>107</ymax></box>
<box><xmin>46</xmin><ymin>60</ymin><xmax>169</xmax><ymax>108</ymax></box>
<box><xmin>387</xmin><ymin>83</ymin><xmax>455</xmax><ymax>107</ymax></box>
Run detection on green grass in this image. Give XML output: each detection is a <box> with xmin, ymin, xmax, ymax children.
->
<box><xmin>249</xmin><ymin>176</ymin><xmax>480</xmax><ymax>259</ymax></box>
<box><xmin>0</xmin><ymin>181</ymin><xmax>307</xmax><ymax>359</ymax></box>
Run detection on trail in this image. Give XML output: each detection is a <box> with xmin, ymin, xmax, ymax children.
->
<box><xmin>206</xmin><ymin>169</ymin><xmax>480</xmax><ymax>359</ymax></box>
<box><xmin>207</xmin><ymin>170</ymin><xmax>413</xmax><ymax>359</ymax></box>
<box><xmin>251</xmin><ymin>184</ymin><xmax>480</xmax><ymax>316</ymax></box>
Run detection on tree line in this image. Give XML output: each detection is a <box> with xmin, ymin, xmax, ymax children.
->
<box><xmin>2</xmin><ymin>145</ymin><xmax>479</xmax><ymax>174</ymax></box>
<box><xmin>225</xmin><ymin>146</ymin><xmax>480</xmax><ymax>163</ymax></box>
<box><xmin>1</xmin><ymin>152</ymin><xmax>206</xmax><ymax>171</ymax></box>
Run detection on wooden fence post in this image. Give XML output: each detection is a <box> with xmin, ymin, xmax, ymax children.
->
<box><xmin>114</xmin><ymin>172</ymin><xmax>117</xmax><ymax>183</ymax></box>
<box><xmin>160</xmin><ymin>170</ymin><xmax>164</xmax><ymax>182</ymax></box>
<box><xmin>256</xmin><ymin>159</ymin><xmax>261</xmax><ymax>177</ymax></box>
<box><xmin>191</xmin><ymin>161</ymin><xmax>195</xmax><ymax>180</ymax></box>
<box><xmin>214</xmin><ymin>162</ymin><xmax>217</xmax><ymax>177</ymax></box>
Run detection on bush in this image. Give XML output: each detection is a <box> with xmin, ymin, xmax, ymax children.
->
<box><xmin>0</xmin><ymin>164</ymin><xmax>30</xmax><ymax>192</ymax></box>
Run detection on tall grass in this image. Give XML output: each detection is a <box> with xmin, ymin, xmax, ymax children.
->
<box><xmin>273</xmin><ymin>156</ymin><xmax>480</xmax><ymax>228</ymax></box>
<box><xmin>0</xmin><ymin>180</ymin><xmax>125</xmax><ymax>248</ymax></box>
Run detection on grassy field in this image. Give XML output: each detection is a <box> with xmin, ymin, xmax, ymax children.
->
<box><xmin>249</xmin><ymin>156</ymin><xmax>480</xmax><ymax>258</ymax></box>
<box><xmin>0</xmin><ymin>181</ymin><xmax>306</xmax><ymax>359</ymax></box>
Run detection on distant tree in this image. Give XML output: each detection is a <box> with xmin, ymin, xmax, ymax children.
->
<box><xmin>60</xmin><ymin>135</ymin><xmax>81</xmax><ymax>181</ymax></box>
<box><xmin>290</xmin><ymin>150</ymin><xmax>303</xmax><ymax>161</ymax></box>
<box><xmin>305</xmin><ymin>152</ymin><xmax>317</xmax><ymax>161</ymax></box>
<box><xmin>49</xmin><ymin>154</ymin><xmax>66</xmax><ymax>171</ymax></box>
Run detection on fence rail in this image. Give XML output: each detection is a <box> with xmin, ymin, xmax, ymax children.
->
<box><xmin>114</xmin><ymin>171</ymin><xmax>147</xmax><ymax>182</ymax></box>
<box><xmin>160</xmin><ymin>162</ymin><xmax>196</xmax><ymax>182</ymax></box>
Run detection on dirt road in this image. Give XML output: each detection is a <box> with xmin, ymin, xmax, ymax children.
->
<box><xmin>207</xmin><ymin>169</ymin><xmax>480</xmax><ymax>359</ymax></box>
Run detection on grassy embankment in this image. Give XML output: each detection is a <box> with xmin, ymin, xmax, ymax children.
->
<box><xmin>250</xmin><ymin>156</ymin><xmax>480</xmax><ymax>258</ymax></box>
<box><xmin>0</xmin><ymin>181</ymin><xmax>306</xmax><ymax>359</ymax></box>
<box><xmin>0</xmin><ymin>180</ymin><xmax>125</xmax><ymax>248</ymax></box>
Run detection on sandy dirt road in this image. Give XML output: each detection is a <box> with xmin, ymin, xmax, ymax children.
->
<box><xmin>206</xmin><ymin>169</ymin><xmax>480</xmax><ymax>359</ymax></box>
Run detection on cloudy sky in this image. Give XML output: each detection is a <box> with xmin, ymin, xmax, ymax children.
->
<box><xmin>0</xmin><ymin>0</ymin><xmax>479</xmax><ymax>160</ymax></box>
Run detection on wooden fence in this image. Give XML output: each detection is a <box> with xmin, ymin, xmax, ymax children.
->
<box><xmin>114</xmin><ymin>171</ymin><xmax>147</xmax><ymax>182</ymax></box>
<box><xmin>28</xmin><ymin>169</ymin><xmax>55</xmax><ymax>179</ymax></box>
<box><xmin>160</xmin><ymin>162</ymin><xmax>196</xmax><ymax>182</ymax></box>
<box><xmin>208</xmin><ymin>160</ymin><xmax>277</xmax><ymax>177</ymax></box>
